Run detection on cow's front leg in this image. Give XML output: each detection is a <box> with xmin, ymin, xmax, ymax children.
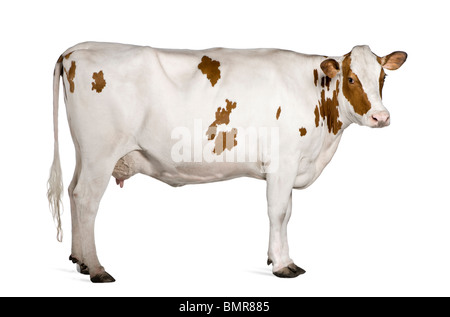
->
<box><xmin>266</xmin><ymin>174</ymin><xmax>305</xmax><ymax>278</ymax></box>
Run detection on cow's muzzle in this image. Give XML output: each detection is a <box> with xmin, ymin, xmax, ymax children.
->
<box><xmin>369</xmin><ymin>111</ymin><xmax>390</xmax><ymax>128</ymax></box>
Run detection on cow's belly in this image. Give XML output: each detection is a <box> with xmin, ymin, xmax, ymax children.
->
<box><xmin>112</xmin><ymin>150</ymin><xmax>264</xmax><ymax>187</ymax></box>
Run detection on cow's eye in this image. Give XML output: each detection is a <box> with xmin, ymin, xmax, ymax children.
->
<box><xmin>348</xmin><ymin>77</ymin><xmax>354</xmax><ymax>84</ymax></box>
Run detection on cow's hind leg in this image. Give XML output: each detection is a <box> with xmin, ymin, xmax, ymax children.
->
<box><xmin>67</xmin><ymin>154</ymin><xmax>89</xmax><ymax>274</ymax></box>
<box><xmin>266</xmin><ymin>174</ymin><xmax>305</xmax><ymax>278</ymax></box>
<box><xmin>72</xmin><ymin>158</ymin><xmax>118</xmax><ymax>283</ymax></box>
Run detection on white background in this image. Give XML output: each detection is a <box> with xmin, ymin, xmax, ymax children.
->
<box><xmin>0</xmin><ymin>0</ymin><xmax>448</xmax><ymax>297</ymax></box>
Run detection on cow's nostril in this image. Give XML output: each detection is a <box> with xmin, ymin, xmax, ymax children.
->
<box><xmin>372</xmin><ymin>115</ymin><xmax>378</xmax><ymax>122</ymax></box>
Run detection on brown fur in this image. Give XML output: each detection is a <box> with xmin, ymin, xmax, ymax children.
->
<box><xmin>341</xmin><ymin>55</ymin><xmax>372</xmax><ymax>116</ymax></box>
<box><xmin>91</xmin><ymin>71</ymin><xmax>107</xmax><ymax>93</ymax></box>
<box><xmin>320</xmin><ymin>59</ymin><xmax>340</xmax><ymax>78</ymax></box>
<box><xmin>198</xmin><ymin>55</ymin><xmax>221</xmax><ymax>87</ymax></box>
<box><xmin>276</xmin><ymin>106</ymin><xmax>281</xmax><ymax>120</ymax></box>
<box><xmin>381</xmin><ymin>51</ymin><xmax>407</xmax><ymax>70</ymax></box>
<box><xmin>315</xmin><ymin>80</ymin><xmax>343</xmax><ymax>135</ymax></box>
<box><xmin>206</xmin><ymin>99</ymin><xmax>237</xmax><ymax>140</ymax></box>
<box><xmin>313</xmin><ymin>69</ymin><xmax>319</xmax><ymax>86</ymax></box>
<box><xmin>63</xmin><ymin>61</ymin><xmax>76</xmax><ymax>93</ymax></box>
<box><xmin>213</xmin><ymin>129</ymin><xmax>238</xmax><ymax>154</ymax></box>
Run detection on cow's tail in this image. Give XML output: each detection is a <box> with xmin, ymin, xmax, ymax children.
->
<box><xmin>47</xmin><ymin>56</ymin><xmax>64</xmax><ymax>242</ymax></box>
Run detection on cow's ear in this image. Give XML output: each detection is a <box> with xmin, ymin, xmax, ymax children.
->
<box><xmin>381</xmin><ymin>51</ymin><xmax>407</xmax><ymax>70</ymax></box>
<box><xmin>320</xmin><ymin>59</ymin><xmax>340</xmax><ymax>78</ymax></box>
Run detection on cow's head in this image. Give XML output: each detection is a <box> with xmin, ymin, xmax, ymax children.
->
<box><xmin>321</xmin><ymin>45</ymin><xmax>407</xmax><ymax>128</ymax></box>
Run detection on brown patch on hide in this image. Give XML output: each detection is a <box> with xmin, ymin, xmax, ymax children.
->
<box><xmin>315</xmin><ymin>80</ymin><xmax>343</xmax><ymax>135</ymax></box>
<box><xmin>342</xmin><ymin>54</ymin><xmax>371</xmax><ymax>116</ymax></box>
<box><xmin>213</xmin><ymin>129</ymin><xmax>238</xmax><ymax>155</ymax></box>
<box><xmin>198</xmin><ymin>55</ymin><xmax>221</xmax><ymax>87</ymax></box>
<box><xmin>321</xmin><ymin>76</ymin><xmax>332</xmax><ymax>90</ymax></box>
<box><xmin>379</xmin><ymin>68</ymin><xmax>386</xmax><ymax>98</ymax></box>
<box><xmin>206</xmin><ymin>99</ymin><xmax>237</xmax><ymax>140</ymax></box>
<box><xmin>64</xmin><ymin>52</ymin><xmax>73</xmax><ymax>60</ymax></box>
<box><xmin>57</xmin><ymin>55</ymin><xmax>63</xmax><ymax>63</ymax></box>
<box><xmin>313</xmin><ymin>69</ymin><xmax>319</xmax><ymax>87</ymax></box>
<box><xmin>314</xmin><ymin>106</ymin><xmax>320</xmax><ymax>127</ymax></box>
<box><xmin>276</xmin><ymin>106</ymin><xmax>281</xmax><ymax>120</ymax></box>
<box><xmin>64</xmin><ymin>61</ymin><xmax>76</xmax><ymax>93</ymax></box>
<box><xmin>326</xmin><ymin>77</ymin><xmax>332</xmax><ymax>90</ymax></box>
<box><xmin>299</xmin><ymin>127</ymin><xmax>307</xmax><ymax>136</ymax></box>
<box><xmin>91</xmin><ymin>71</ymin><xmax>106</xmax><ymax>93</ymax></box>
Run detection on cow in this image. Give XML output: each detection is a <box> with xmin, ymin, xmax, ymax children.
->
<box><xmin>47</xmin><ymin>42</ymin><xmax>407</xmax><ymax>282</ymax></box>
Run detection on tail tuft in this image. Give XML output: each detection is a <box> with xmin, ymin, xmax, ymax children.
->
<box><xmin>47</xmin><ymin>144</ymin><xmax>63</xmax><ymax>242</ymax></box>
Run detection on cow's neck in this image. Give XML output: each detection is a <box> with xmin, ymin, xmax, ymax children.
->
<box><xmin>312</xmin><ymin>75</ymin><xmax>352</xmax><ymax>174</ymax></box>
<box><xmin>314</xmin><ymin>74</ymin><xmax>353</xmax><ymax>135</ymax></box>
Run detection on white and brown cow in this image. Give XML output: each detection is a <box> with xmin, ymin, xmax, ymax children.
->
<box><xmin>47</xmin><ymin>42</ymin><xmax>406</xmax><ymax>282</ymax></box>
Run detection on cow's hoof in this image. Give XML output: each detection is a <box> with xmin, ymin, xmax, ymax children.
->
<box><xmin>76</xmin><ymin>263</ymin><xmax>90</xmax><ymax>275</ymax></box>
<box><xmin>287</xmin><ymin>263</ymin><xmax>306</xmax><ymax>275</ymax></box>
<box><xmin>273</xmin><ymin>263</ymin><xmax>305</xmax><ymax>278</ymax></box>
<box><xmin>91</xmin><ymin>272</ymin><xmax>116</xmax><ymax>283</ymax></box>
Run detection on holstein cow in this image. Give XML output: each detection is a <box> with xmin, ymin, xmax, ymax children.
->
<box><xmin>48</xmin><ymin>42</ymin><xmax>406</xmax><ymax>282</ymax></box>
